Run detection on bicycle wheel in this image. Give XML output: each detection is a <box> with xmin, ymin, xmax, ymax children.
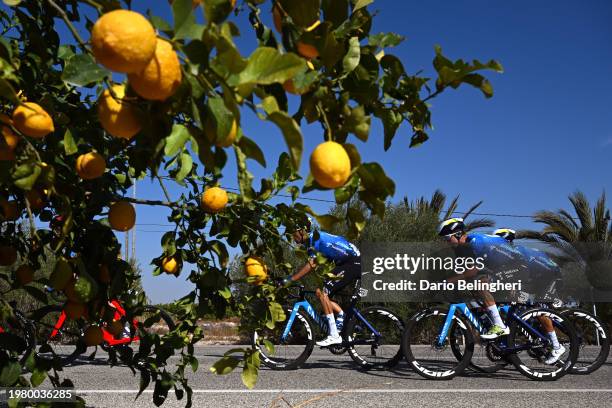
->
<box><xmin>345</xmin><ymin>306</ymin><xmax>404</xmax><ymax>370</ymax></box>
<box><xmin>32</xmin><ymin>305</ymin><xmax>86</xmax><ymax>366</ymax></box>
<box><xmin>252</xmin><ymin>308</ymin><xmax>315</xmax><ymax>370</ymax></box>
<box><xmin>561</xmin><ymin>309</ymin><xmax>610</xmax><ymax>375</ymax></box>
<box><xmin>507</xmin><ymin>307</ymin><xmax>578</xmax><ymax>381</ymax></box>
<box><xmin>402</xmin><ymin>307</ymin><xmax>474</xmax><ymax>380</ymax></box>
<box><xmin>450</xmin><ymin>326</ymin><xmax>508</xmax><ymax>373</ymax></box>
<box><xmin>0</xmin><ymin>309</ymin><xmax>36</xmax><ymax>364</ymax></box>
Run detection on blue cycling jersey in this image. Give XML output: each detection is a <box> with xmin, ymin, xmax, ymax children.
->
<box><xmin>465</xmin><ymin>232</ymin><xmax>524</xmax><ymax>271</ymax></box>
<box><xmin>514</xmin><ymin>244</ymin><xmax>561</xmax><ymax>277</ymax></box>
<box><xmin>307</xmin><ymin>231</ymin><xmax>360</xmax><ymax>264</ymax></box>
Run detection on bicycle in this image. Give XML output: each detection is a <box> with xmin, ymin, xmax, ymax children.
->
<box><xmin>402</xmin><ymin>301</ymin><xmax>579</xmax><ymax>381</ymax></box>
<box><xmin>32</xmin><ymin>298</ymin><xmax>175</xmax><ymax>366</ymax></box>
<box><xmin>0</xmin><ymin>303</ymin><xmax>36</xmax><ymax>364</ymax></box>
<box><xmin>559</xmin><ymin>307</ymin><xmax>610</xmax><ymax>375</ymax></box>
<box><xmin>252</xmin><ymin>279</ymin><xmax>404</xmax><ymax>370</ymax></box>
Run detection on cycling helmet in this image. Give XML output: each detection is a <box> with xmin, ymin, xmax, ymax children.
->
<box><xmin>438</xmin><ymin>217</ymin><xmax>465</xmax><ymax>237</ymax></box>
<box><xmin>494</xmin><ymin>228</ymin><xmax>516</xmax><ymax>242</ymax></box>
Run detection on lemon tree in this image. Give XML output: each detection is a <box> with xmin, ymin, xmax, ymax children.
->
<box><xmin>0</xmin><ymin>0</ymin><xmax>501</xmax><ymax>406</ymax></box>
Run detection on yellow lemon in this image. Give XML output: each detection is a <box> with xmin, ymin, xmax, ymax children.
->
<box><xmin>108</xmin><ymin>201</ymin><xmax>136</xmax><ymax>231</ymax></box>
<box><xmin>161</xmin><ymin>256</ymin><xmax>181</xmax><ymax>275</ymax></box>
<box><xmin>201</xmin><ymin>187</ymin><xmax>228</xmax><ymax>213</ymax></box>
<box><xmin>0</xmin><ymin>114</ymin><xmax>19</xmax><ymax>149</ymax></box>
<box><xmin>90</xmin><ymin>10</ymin><xmax>157</xmax><ymax>73</ymax></box>
<box><xmin>244</xmin><ymin>257</ymin><xmax>268</xmax><ymax>285</ymax></box>
<box><xmin>76</xmin><ymin>152</ymin><xmax>106</xmax><ymax>180</ymax></box>
<box><xmin>128</xmin><ymin>39</ymin><xmax>182</xmax><ymax>101</ymax></box>
<box><xmin>310</xmin><ymin>141</ymin><xmax>351</xmax><ymax>188</ymax></box>
<box><xmin>107</xmin><ymin>319</ymin><xmax>124</xmax><ymax>336</ymax></box>
<box><xmin>98</xmin><ymin>84</ymin><xmax>142</xmax><ymax>139</ymax></box>
<box><xmin>12</xmin><ymin>102</ymin><xmax>54</xmax><ymax>138</ymax></box>
<box><xmin>83</xmin><ymin>326</ymin><xmax>104</xmax><ymax>346</ymax></box>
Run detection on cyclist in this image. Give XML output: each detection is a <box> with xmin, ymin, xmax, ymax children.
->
<box><xmin>281</xmin><ymin>219</ymin><xmax>361</xmax><ymax>347</ymax></box>
<box><xmin>493</xmin><ymin>228</ymin><xmax>566</xmax><ymax>364</ymax></box>
<box><xmin>439</xmin><ymin>218</ymin><xmax>525</xmax><ymax>339</ymax></box>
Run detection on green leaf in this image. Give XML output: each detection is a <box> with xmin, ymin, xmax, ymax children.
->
<box><xmin>31</xmin><ymin>368</ymin><xmax>46</xmax><ymax>387</ymax></box>
<box><xmin>61</xmin><ymin>54</ymin><xmax>109</xmax><ymax>87</ymax></box>
<box><xmin>369</xmin><ymin>32</ymin><xmax>405</xmax><ymax>49</ymax></box>
<box><xmin>353</xmin><ymin>0</ymin><xmax>373</xmax><ymax>12</ymax></box>
<box><xmin>234</xmin><ymin>145</ymin><xmax>254</xmax><ymax>202</ymax></box>
<box><xmin>173</xmin><ymin>0</ymin><xmax>204</xmax><ymax>40</ymax></box>
<box><xmin>209</xmin><ymin>356</ymin><xmax>240</xmax><ymax>375</ymax></box>
<box><xmin>313</xmin><ymin>214</ymin><xmax>342</xmax><ymax>231</ymax></box>
<box><xmin>0</xmin><ymin>78</ymin><xmax>19</xmax><ymax>103</ymax></box>
<box><xmin>203</xmin><ymin>0</ymin><xmax>235</xmax><ymax>24</ymax></box>
<box><xmin>206</xmin><ymin>96</ymin><xmax>234</xmax><ymax>146</ymax></box>
<box><xmin>267</xmin><ymin>111</ymin><xmax>303</xmax><ymax>170</ymax></box>
<box><xmin>11</xmin><ymin>163</ymin><xmax>41</xmax><ymax>191</ymax></box>
<box><xmin>165</xmin><ymin>124</ymin><xmax>190</xmax><ymax>157</ymax></box>
<box><xmin>342</xmin><ymin>37</ymin><xmax>361</xmax><ymax>76</ymax></box>
<box><xmin>237</xmin><ymin>136</ymin><xmax>266</xmax><ymax>167</ymax></box>
<box><xmin>347</xmin><ymin>207</ymin><xmax>366</xmax><ymax>238</ymax></box>
<box><xmin>358</xmin><ymin>162</ymin><xmax>395</xmax><ymax>195</ymax></box>
<box><xmin>241</xmin><ymin>351</ymin><xmax>259</xmax><ymax>389</ymax></box>
<box><xmin>343</xmin><ymin>105</ymin><xmax>370</xmax><ymax>141</ymax></box>
<box><xmin>176</xmin><ymin>152</ymin><xmax>193</xmax><ymax>182</ymax></box>
<box><xmin>3</xmin><ymin>0</ymin><xmax>21</xmax><ymax>6</ymax></box>
<box><xmin>375</xmin><ymin>108</ymin><xmax>402</xmax><ymax>150</ymax></box>
<box><xmin>334</xmin><ymin>175</ymin><xmax>358</xmax><ymax>204</ymax></box>
<box><xmin>0</xmin><ymin>360</ymin><xmax>20</xmax><ymax>386</ymax></box>
<box><xmin>63</xmin><ymin>129</ymin><xmax>78</xmax><ymax>155</ymax></box>
<box><xmin>232</xmin><ymin>47</ymin><xmax>306</xmax><ymax>86</ymax></box>
<box><xmin>268</xmin><ymin>302</ymin><xmax>286</xmax><ymax>323</ymax></box>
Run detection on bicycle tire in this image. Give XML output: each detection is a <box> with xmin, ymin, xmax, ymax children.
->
<box><xmin>402</xmin><ymin>307</ymin><xmax>474</xmax><ymax>380</ymax></box>
<box><xmin>560</xmin><ymin>308</ymin><xmax>610</xmax><ymax>375</ymax></box>
<box><xmin>345</xmin><ymin>306</ymin><xmax>404</xmax><ymax>370</ymax></box>
<box><xmin>507</xmin><ymin>307</ymin><xmax>578</xmax><ymax>381</ymax></box>
<box><xmin>252</xmin><ymin>308</ymin><xmax>315</xmax><ymax>370</ymax></box>
<box><xmin>0</xmin><ymin>309</ymin><xmax>36</xmax><ymax>365</ymax></box>
<box><xmin>32</xmin><ymin>305</ymin><xmax>86</xmax><ymax>366</ymax></box>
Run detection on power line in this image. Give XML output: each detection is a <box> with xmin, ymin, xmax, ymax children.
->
<box><xmin>153</xmin><ymin>176</ymin><xmax>578</xmax><ymax>220</ymax></box>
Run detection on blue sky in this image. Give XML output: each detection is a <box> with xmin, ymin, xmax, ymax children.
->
<box><xmin>4</xmin><ymin>1</ymin><xmax>612</xmax><ymax>302</ymax></box>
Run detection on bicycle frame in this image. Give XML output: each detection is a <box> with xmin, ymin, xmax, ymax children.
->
<box><xmin>50</xmin><ymin>299</ymin><xmax>140</xmax><ymax>347</ymax></box>
<box><xmin>281</xmin><ymin>283</ymin><xmax>381</xmax><ymax>344</ymax></box>
<box><xmin>436</xmin><ymin>303</ymin><xmax>551</xmax><ymax>354</ymax></box>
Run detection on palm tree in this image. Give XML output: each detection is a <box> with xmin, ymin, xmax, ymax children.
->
<box><xmin>519</xmin><ymin>191</ymin><xmax>612</xmax><ymax>290</ymax></box>
<box><xmin>402</xmin><ymin>189</ymin><xmax>495</xmax><ymax>234</ymax></box>
<box><xmin>330</xmin><ymin>189</ymin><xmax>494</xmax><ymax>243</ymax></box>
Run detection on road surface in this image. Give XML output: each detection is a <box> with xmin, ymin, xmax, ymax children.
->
<box><xmin>34</xmin><ymin>346</ymin><xmax>612</xmax><ymax>408</ymax></box>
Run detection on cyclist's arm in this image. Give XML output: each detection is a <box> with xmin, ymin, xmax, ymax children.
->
<box><xmin>289</xmin><ymin>258</ymin><xmax>317</xmax><ymax>282</ymax></box>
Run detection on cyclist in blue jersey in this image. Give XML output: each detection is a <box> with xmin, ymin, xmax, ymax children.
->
<box><xmin>439</xmin><ymin>218</ymin><xmax>525</xmax><ymax>339</ymax></box>
<box><xmin>493</xmin><ymin>228</ymin><xmax>566</xmax><ymax>364</ymax></box>
<box><xmin>281</xmin><ymin>219</ymin><xmax>361</xmax><ymax>346</ymax></box>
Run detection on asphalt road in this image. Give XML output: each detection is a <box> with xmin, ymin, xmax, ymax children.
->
<box><xmin>33</xmin><ymin>346</ymin><xmax>612</xmax><ymax>408</ymax></box>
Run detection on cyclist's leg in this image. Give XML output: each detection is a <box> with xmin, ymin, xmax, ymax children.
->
<box><xmin>536</xmin><ymin>311</ymin><xmax>565</xmax><ymax>364</ymax></box>
<box><xmin>316</xmin><ymin>260</ymin><xmax>360</xmax><ymax>346</ymax></box>
<box><xmin>477</xmin><ymin>275</ymin><xmax>509</xmax><ymax>338</ymax></box>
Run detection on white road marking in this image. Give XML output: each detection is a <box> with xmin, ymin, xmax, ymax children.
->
<box><xmin>77</xmin><ymin>389</ymin><xmax>612</xmax><ymax>394</ymax></box>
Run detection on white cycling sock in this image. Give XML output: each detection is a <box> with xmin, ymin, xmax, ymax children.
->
<box><xmin>326</xmin><ymin>314</ymin><xmax>339</xmax><ymax>337</ymax></box>
<box><xmin>548</xmin><ymin>331</ymin><xmax>560</xmax><ymax>349</ymax></box>
<box><xmin>486</xmin><ymin>305</ymin><xmax>506</xmax><ymax>329</ymax></box>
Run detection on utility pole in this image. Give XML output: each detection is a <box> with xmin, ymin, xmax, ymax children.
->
<box><xmin>131</xmin><ymin>180</ymin><xmax>136</xmax><ymax>262</ymax></box>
